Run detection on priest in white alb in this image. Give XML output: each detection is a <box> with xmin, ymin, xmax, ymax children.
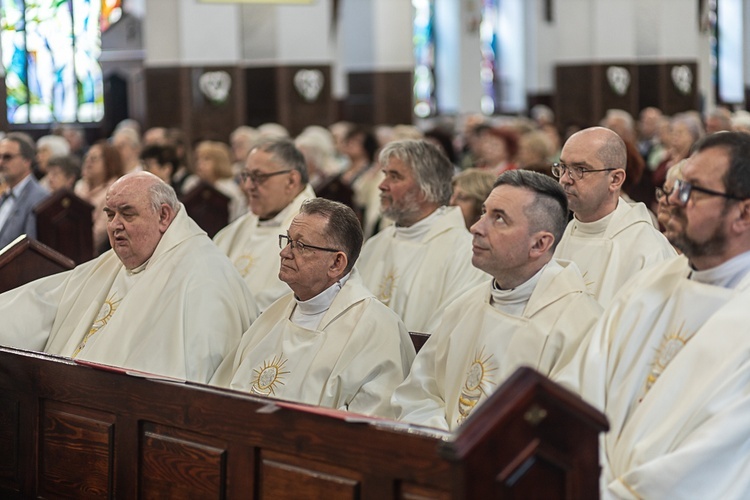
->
<box><xmin>554</xmin><ymin>132</ymin><xmax>750</xmax><ymax>498</ymax></box>
<box><xmin>211</xmin><ymin>198</ymin><xmax>415</xmax><ymax>418</ymax></box>
<box><xmin>214</xmin><ymin>138</ymin><xmax>315</xmax><ymax>311</ymax></box>
<box><xmin>391</xmin><ymin>170</ymin><xmax>602</xmax><ymax>431</ymax></box>
<box><xmin>0</xmin><ymin>172</ymin><xmax>258</xmax><ymax>383</ymax></box>
<box><xmin>357</xmin><ymin>140</ymin><xmax>486</xmax><ymax>333</ymax></box>
<box><xmin>552</xmin><ymin>127</ymin><xmax>675</xmax><ymax>307</ymax></box>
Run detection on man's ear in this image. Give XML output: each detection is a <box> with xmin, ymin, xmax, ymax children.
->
<box><xmin>158</xmin><ymin>204</ymin><xmax>176</xmax><ymax>233</ymax></box>
<box><xmin>329</xmin><ymin>251</ymin><xmax>349</xmax><ymax>277</ymax></box>
<box><xmin>610</xmin><ymin>168</ymin><xmax>626</xmax><ymax>192</ymax></box>
<box><xmin>529</xmin><ymin>231</ymin><xmax>555</xmax><ymax>259</ymax></box>
<box><xmin>731</xmin><ymin>198</ymin><xmax>750</xmax><ymax>234</ymax></box>
<box><xmin>288</xmin><ymin>169</ymin><xmax>302</xmax><ymax>188</ymax></box>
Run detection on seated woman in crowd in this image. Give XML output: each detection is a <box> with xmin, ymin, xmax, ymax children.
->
<box><xmin>74</xmin><ymin>141</ymin><xmax>123</xmax><ymax>254</ymax></box>
<box><xmin>183</xmin><ymin>140</ymin><xmax>247</xmax><ymax>223</ymax></box>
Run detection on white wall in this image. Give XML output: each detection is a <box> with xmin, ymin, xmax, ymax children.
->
<box><xmin>144</xmin><ymin>0</ymin><xmax>241</xmax><ymax>66</ymax></box>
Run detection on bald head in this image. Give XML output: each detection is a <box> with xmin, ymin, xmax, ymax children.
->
<box><xmin>558</xmin><ymin>127</ymin><xmax>627</xmax><ymax>222</ymax></box>
<box><xmin>105</xmin><ymin>172</ymin><xmax>179</xmax><ymax>269</ymax></box>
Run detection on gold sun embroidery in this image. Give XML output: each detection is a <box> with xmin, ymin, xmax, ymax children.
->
<box><xmin>73</xmin><ymin>293</ymin><xmax>122</xmax><ymax>358</ymax></box>
<box><xmin>580</xmin><ymin>270</ymin><xmax>596</xmax><ymax>292</ymax></box>
<box><xmin>251</xmin><ymin>355</ymin><xmax>290</xmax><ymax>397</ymax></box>
<box><xmin>645</xmin><ymin>321</ymin><xmax>691</xmax><ymax>393</ymax></box>
<box><xmin>457</xmin><ymin>347</ymin><xmax>498</xmax><ymax>425</ymax></box>
<box><xmin>234</xmin><ymin>254</ymin><xmax>255</xmax><ymax>277</ymax></box>
<box><xmin>378</xmin><ymin>270</ymin><xmax>397</xmax><ymax>304</ymax></box>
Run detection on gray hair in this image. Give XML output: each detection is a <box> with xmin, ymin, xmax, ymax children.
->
<box><xmin>378</xmin><ymin>139</ymin><xmax>453</xmax><ymax>205</ymax></box>
<box><xmin>147</xmin><ymin>178</ymin><xmax>180</xmax><ymax>214</ymax></box>
<box><xmin>299</xmin><ymin>198</ymin><xmax>363</xmax><ymax>274</ymax></box>
<box><xmin>493</xmin><ymin>169</ymin><xmax>569</xmax><ymax>251</ymax></box>
<box><xmin>251</xmin><ymin>137</ymin><xmax>309</xmax><ymax>185</ymax></box>
<box><xmin>37</xmin><ymin>135</ymin><xmax>71</xmax><ymax>157</ymax></box>
<box><xmin>5</xmin><ymin>132</ymin><xmax>36</xmax><ymax>160</ymax></box>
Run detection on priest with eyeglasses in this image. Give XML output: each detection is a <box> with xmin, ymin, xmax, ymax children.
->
<box><xmin>211</xmin><ymin>198</ymin><xmax>415</xmax><ymax>418</ymax></box>
<box><xmin>555</xmin><ymin>132</ymin><xmax>750</xmax><ymax>498</ymax></box>
<box><xmin>551</xmin><ymin>126</ymin><xmax>675</xmax><ymax>307</ymax></box>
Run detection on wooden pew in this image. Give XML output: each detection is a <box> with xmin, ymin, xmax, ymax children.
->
<box><xmin>34</xmin><ymin>189</ymin><xmax>94</xmax><ymax>264</ymax></box>
<box><xmin>0</xmin><ymin>347</ymin><xmax>607</xmax><ymax>499</ymax></box>
<box><xmin>180</xmin><ymin>182</ymin><xmax>230</xmax><ymax>238</ymax></box>
<box><xmin>0</xmin><ymin>236</ymin><xmax>74</xmax><ymax>293</ymax></box>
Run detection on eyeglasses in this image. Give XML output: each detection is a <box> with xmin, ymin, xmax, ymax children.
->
<box><xmin>551</xmin><ymin>162</ymin><xmax>617</xmax><ymax>181</ymax></box>
<box><xmin>655</xmin><ymin>186</ymin><xmax>673</xmax><ymax>204</ymax></box>
<box><xmin>278</xmin><ymin>234</ymin><xmax>340</xmax><ymax>253</ymax></box>
<box><xmin>671</xmin><ymin>178</ymin><xmax>745</xmax><ymax>205</ymax></box>
<box><xmin>0</xmin><ymin>153</ymin><xmax>21</xmax><ymax>162</ymax></box>
<box><xmin>239</xmin><ymin>169</ymin><xmax>292</xmax><ymax>184</ymax></box>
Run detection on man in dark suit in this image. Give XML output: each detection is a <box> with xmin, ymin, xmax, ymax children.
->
<box><xmin>0</xmin><ymin>133</ymin><xmax>50</xmax><ymax>249</ymax></box>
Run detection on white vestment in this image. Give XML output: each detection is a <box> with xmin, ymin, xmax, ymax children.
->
<box><xmin>357</xmin><ymin>206</ymin><xmax>487</xmax><ymax>333</ymax></box>
<box><xmin>213</xmin><ymin>185</ymin><xmax>316</xmax><ymax>311</ymax></box>
<box><xmin>0</xmin><ymin>205</ymin><xmax>258</xmax><ymax>383</ymax></box>
<box><xmin>391</xmin><ymin>260</ymin><xmax>602</xmax><ymax>431</ymax></box>
<box><xmin>554</xmin><ymin>198</ymin><xmax>676</xmax><ymax>307</ymax></box>
<box><xmin>211</xmin><ymin>271</ymin><xmax>415</xmax><ymax>418</ymax></box>
<box><xmin>555</xmin><ymin>255</ymin><xmax>750</xmax><ymax>499</ymax></box>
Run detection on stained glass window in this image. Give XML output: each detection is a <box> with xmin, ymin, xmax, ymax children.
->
<box><xmin>412</xmin><ymin>0</ymin><xmax>435</xmax><ymax>118</ymax></box>
<box><xmin>0</xmin><ymin>0</ymin><xmax>120</xmax><ymax>124</ymax></box>
<box><xmin>479</xmin><ymin>0</ymin><xmax>499</xmax><ymax>115</ymax></box>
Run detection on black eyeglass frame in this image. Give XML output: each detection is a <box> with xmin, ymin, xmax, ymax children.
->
<box><xmin>551</xmin><ymin>162</ymin><xmax>618</xmax><ymax>181</ymax></box>
<box><xmin>239</xmin><ymin>169</ymin><xmax>292</xmax><ymax>184</ymax></box>
<box><xmin>672</xmin><ymin>178</ymin><xmax>745</xmax><ymax>205</ymax></box>
<box><xmin>278</xmin><ymin>234</ymin><xmax>340</xmax><ymax>253</ymax></box>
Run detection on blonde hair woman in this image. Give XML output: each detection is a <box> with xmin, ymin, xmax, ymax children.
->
<box><xmin>450</xmin><ymin>168</ymin><xmax>496</xmax><ymax>229</ymax></box>
<box><xmin>183</xmin><ymin>140</ymin><xmax>248</xmax><ymax>222</ymax></box>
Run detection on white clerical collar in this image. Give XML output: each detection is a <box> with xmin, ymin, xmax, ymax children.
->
<box><xmin>291</xmin><ymin>272</ymin><xmax>352</xmax><ymax>329</ymax></box>
<box><xmin>393</xmin><ymin>206</ymin><xmax>446</xmax><ymax>241</ymax></box>
<box><xmin>571</xmin><ymin>208</ymin><xmax>616</xmax><ymax>236</ymax></box>
<box><xmin>689</xmin><ymin>250</ymin><xmax>750</xmax><ymax>289</ymax></box>
<box><xmin>489</xmin><ymin>264</ymin><xmax>546</xmax><ymax>315</ymax></box>
<box><xmin>127</xmin><ymin>259</ymin><xmax>149</xmax><ymax>275</ymax></box>
<box><xmin>257</xmin><ymin>209</ymin><xmax>287</xmax><ymax>227</ymax></box>
<box><xmin>257</xmin><ymin>187</ymin><xmax>308</xmax><ymax>227</ymax></box>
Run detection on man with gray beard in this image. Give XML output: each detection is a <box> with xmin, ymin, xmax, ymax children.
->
<box><xmin>356</xmin><ymin>140</ymin><xmax>486</xmax><ymax>333</ymax></box>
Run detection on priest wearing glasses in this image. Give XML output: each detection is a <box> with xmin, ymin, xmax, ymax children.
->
<box><xmin>552</xmin><ymin>126</ymin><xmax>674</xmax><ymax>306</ymax></box>
<box><xmin>555</xmin><ymin>131</ymin><xmax>750</xmax><ymax>499</ymax></box>
<box><xmin>211</xmin><ymin>198</ymin><xmax>415</xmax><ymax>418</ymax></box>
<box><xmin>214</xmin><ymin>138</ymin><xmax>316</xmax><ymax>312</ymax></box>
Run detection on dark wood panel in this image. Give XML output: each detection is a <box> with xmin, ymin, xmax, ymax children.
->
<box><xmin>0</xmin><ymin>396</ymin><xmax>19</xmax><ymax>485</ymax></box>
<box><xmin>555</xmin><ymin>63</ymin><xmax>638</xmax><ymax>130</ymax></box>
<box><xmin>0</xmin><ymin>347</ymin><xmax>607</xmax><ymax>498</ymax></box>
<box><xmin>144</xmin><ymin>66</ymin><xmax>187</xmax><ymax>130</ymax></box>
<box><xmin>179</xmin><ymin>181</ymin><xmax>230</xmax><ymax>238</ymax></box>
<box><xmin>276</xmin><ymin>65</ymin><xmax>333</xmax><ymax>136</ymax></box>
<box><xmin>140</xmin><ymin>422</ymin><xmax>227</xmax><ymax>499</ymax></box>
<box><xmin>34</xmin><ymin>189</ymin><xmax>95</xmax><ymax>265</ymax></box>
<box><xmin>345</xmin><ymin>71</ymin><xmax>413</xmax><ymax>125</ymax></box>
<box><xmin>260</xmin><ymin>449</ymin><xmax>360</xmax><ymax>499</ymax></box>
<box><xmin>399</xmin><ymin>482</ymin><xmax>452</xmax><ymax>500</ymax></box>
<box><xmin>638</xmin><ymin>62</ymin><xmax>699</xmax><ymax>115</ymax></box>
<box><xmin>245</xmin><ymin>67</ymin><xmax>279</xmax><ymax>127</ymax></box>
<box><xmin>0</xmin><ymin>237</ymin><xmax>75</xmax><ymax>293</ymax></box>
<box><xmin>39</xmin><ymin>400</ymin><xmax>114</xmax><ymax>499</ymax></box>
<box><xmin>189</xmin><ymin>66</ymin><xmax>245</xmax><ymax>143</ymax></box>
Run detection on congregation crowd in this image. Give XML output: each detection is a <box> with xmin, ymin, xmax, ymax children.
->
<box><xmin>2</xmin><ymin>103</ymin><xmax>750</xmax><ymax>498</ymax></box>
